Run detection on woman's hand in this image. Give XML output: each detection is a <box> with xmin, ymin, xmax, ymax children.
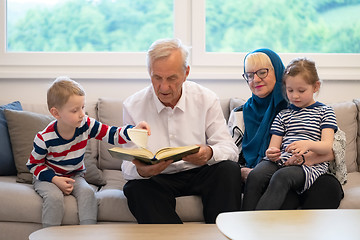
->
<box><xmin>285</xmin><ymin>140</ymin><xmax>311</xmax><ymax>156</ymax></box>
<box><xmin>266</xmin><ymin>147</ymin><xmax>281</xmax><ymax>162</ymax></box>
<box><xmin>284</xmin><ymin>154</ymin><xmax>305</xmax><ymax>166</ymax></box>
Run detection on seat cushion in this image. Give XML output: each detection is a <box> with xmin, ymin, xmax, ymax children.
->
<box><xmin>0</xmin><ymin>176</ymin><xmax>79</xmax><ymax>224</ymax></box>
<box><xmin>339</xmin><ymin>172</ymin><xmax>360</xmax><ymax>209</ymax></box>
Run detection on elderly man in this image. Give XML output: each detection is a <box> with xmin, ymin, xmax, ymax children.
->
<box><xmin>121</xmin><ymin>38</ymin><xmax>242</xmax><ymax>224</ymax></box>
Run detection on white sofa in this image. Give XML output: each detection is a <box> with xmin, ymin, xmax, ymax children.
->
<box><xmin>1</xmin><ymin>97</ymin><xmax>360</xmax><ymax>240</ymax></box>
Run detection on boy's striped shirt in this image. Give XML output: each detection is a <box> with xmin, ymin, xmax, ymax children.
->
<box><xmin>27</xmin><ymin>116</ymin><xmax>132</xmax><ymax>182</ymax></box>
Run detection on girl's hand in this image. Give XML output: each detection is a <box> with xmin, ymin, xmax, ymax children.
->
<box><xmin>134</xmin><ymin>121</ymin><xmax>151</xmax><ymax>136</ymax></box>
<box><xmin>266</xmin><ymin>147</ymin><xmax>281</xmax><ymax>162</ymax></box>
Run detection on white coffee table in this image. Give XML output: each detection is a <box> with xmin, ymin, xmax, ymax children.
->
<box><xmin>216</xmin><ymin>209</ymin><xmax>360</xmax><ymax>240</ymax></box>
<box><xmin>29</xmin><ymin>223</ymin><xmax>227</xmax><ymax>240</ymax></box>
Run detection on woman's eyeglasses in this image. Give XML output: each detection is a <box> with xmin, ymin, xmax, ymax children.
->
<box><xmin>242</xmin><ymin>68</ymin><xmax>269</xmax><ymax>83</ymax></box>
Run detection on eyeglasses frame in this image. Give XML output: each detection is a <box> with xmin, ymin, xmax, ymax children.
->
<box><xmin>242</xmin><ymin>68</ymin><xmax>269</xmax><ymax>83</ymax></box>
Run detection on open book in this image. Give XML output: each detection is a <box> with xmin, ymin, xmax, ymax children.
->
<box><xmin>108</xmin><ymin>145</ymin><xmax>200</xmax><ymax>165</ymax></box>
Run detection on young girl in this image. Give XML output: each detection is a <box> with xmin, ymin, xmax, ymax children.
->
<box><xmin>246</xmin><ymin>57</ymin><xmax>338</xmax><ymax>210</ymax></box>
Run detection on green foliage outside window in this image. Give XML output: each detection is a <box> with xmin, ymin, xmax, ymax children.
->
<box><xmin>6</xmin><ymin>0</ymin><xmax>360</xmax><ymax>53</ymax></box>
<box><xmin>7</xmin><ymin>0</ymin><xmax>173</xmax><ymax>52</ymax></box>
<box><xmin>206</xmin><ymin>0</ymin><xmax>360</xmax><ymax>53</ymax></box>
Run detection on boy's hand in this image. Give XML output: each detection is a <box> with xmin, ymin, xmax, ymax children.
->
<box><xmin>52</xmin><ymin>176</ymin><xmax>75</xmax><ymax>195</ymax></box>
<box><xmin>266</xmin><ymin>147</ymin><xmax>281</xmax><ymax>162</ymax></box>
<box><xmin>134</xmin><ymin>121</ymin><xmax>151</xmax><ymax>136</ymax></box>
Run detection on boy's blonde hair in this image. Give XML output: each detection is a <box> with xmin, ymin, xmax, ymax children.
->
<box><xmin>244</xmin><ymin>52</ymin><xmax>274</xmax><ymax>72</ymax></box>
<box><xmin>47</xmin><ymin>76</ymin><xmax>85</xmax><ymax>111</ymax></box>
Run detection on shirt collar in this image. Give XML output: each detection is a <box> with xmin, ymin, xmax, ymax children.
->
<box><xmin>289</xmin><ymin>101</ymin><xmax>323</xmax><ymax>111</ymax></box>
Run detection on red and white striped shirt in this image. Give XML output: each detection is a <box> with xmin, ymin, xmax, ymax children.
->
<box><xmin>27</xmin><ymin>116</ymin><xmax>132</xmax><ymax>182</ymax></box>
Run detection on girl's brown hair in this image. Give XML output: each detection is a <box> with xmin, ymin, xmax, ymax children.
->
<box><xmin>283</xmin><ymin>57</ymin><xmax>320</xmax><ymax>86</ymax></box>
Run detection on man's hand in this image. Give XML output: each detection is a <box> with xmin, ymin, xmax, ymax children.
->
<box><xmin>133</xmin><ymin>159</ymin><xmax>173</xmax><ymax>178</ymax></box>
<box><xmin>182</xmin><ymin>145</ymin><xmax>213</xmax><ymax>166</ymax></box>
<box><xmin>52</xmin><ymin>176</ymin><xmax>75</xmax><ymax>195</ymax></box>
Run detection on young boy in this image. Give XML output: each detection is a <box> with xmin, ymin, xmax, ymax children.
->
<box><xmin>27</xmin><ymin>76</ymin><xmax>150</xmax><ymax>227</ymax></box>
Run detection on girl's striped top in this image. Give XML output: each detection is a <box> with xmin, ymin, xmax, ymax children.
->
<box><xmin>270</xmin><ymin>101</ymin><xmax>338</xmax><ymax>192</ymax></box>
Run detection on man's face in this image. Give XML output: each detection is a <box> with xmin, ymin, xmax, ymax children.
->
<box><xmin>150</xmin><ymin>49</ymin><xmax>189</xmax><ymax>108</ymax></box>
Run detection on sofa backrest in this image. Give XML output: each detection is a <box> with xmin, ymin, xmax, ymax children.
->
<box><xmin>50</xmin><ymin>98</ymin><xmax>360</xmax><ymax>173</ymax></box>
<box><xmin>96</xmin><ymin>98</ymin><xmax>124</xmax><ymax>170</ymax></box>
<box><xmin>329</xmin><ymin>101</ymin><xmax>359</xmax><ymax>173</ymax></box>
<box><xmin>2</xmin><ymin>98</ymin><xmax>359</xmax><ymax>175</ymax></box>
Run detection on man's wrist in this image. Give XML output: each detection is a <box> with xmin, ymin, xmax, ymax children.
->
<box><xmin>207</xmin><ymin>146</ymin><xmax>213</xmax><ymax>161</ymax></box>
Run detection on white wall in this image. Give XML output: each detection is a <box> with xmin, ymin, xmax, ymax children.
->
<box><xmin>0</xmin><ymin>77</ymin><xmax>359</xmax><ymax>106</ymax></box>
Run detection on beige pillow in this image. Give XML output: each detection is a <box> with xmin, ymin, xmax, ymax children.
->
<box><xmin>4</xmin><ymin>109</ymin><xmax>106</xmax><ymax>185</ymax></box>
<box><xmin>353</xmin><ymin>99</ymin><xmax>360</xmax><ymax>171</ymax></box>
<box><xmin>97</xmin><ymin>98</ymin><xmax>124</xmax><ymax>170</ymax></box>
<box><xmin>5</xmin><ymin>109</ymin><xmax>55</xmax><ymax>183</ymax></box>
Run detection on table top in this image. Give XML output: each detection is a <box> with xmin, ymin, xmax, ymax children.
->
<box><xmin>216</xmin><ymin>209</ymin><xmax>360</xmax><ymax>240</ymax></box>
<box><xmin>29</xmin><ymin>223</ymin><xmax>228</xmax><ymax>240</ymax></box>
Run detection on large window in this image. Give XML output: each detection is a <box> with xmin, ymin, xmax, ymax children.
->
<box><xmin>206</xmin><ymin>0</ymin><xmax>360</xmax><ymax>53</ymax></box>
<box><xmin>1</xmin><ymin>0</ymin><xmax>360</xmax><ymax>80</ymax></box>
<box><xmin>7</xmin><ymin>0</ymin><xmax>173</xmax><ymax>52</ymax></box>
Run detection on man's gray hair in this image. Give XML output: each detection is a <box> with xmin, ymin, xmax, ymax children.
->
<box><xmin>146</xmin><ymin>38</ymin><xmax>190</xmax><ymax>73</ymax></box>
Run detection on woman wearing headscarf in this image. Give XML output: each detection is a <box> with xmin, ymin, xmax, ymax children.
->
<box><xmin>234</xmin><ymin>48</ymin><xmax>344</xmax><ymax>210</ymax></box>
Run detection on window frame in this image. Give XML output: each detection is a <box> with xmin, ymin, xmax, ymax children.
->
<box><xmin>1</xmin><ymin>0</ymin><xmax>359</xmax><ymax>80</ymax></box>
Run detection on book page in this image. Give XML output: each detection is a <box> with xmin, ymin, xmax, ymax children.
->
<box><xmin>110</xmin><ymin>147</ymin><xmax>154</xmax><ymax>159</ymax></box>
<box><xmin>155</xmin><ymin>145</ymin><xmax>199</xmax><ymax>159</ymax></box>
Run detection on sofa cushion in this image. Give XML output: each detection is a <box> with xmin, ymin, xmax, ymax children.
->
<box><xmin>0</xmin><ymin>176</ymin><xmax>79</xmax><ymax>224</ymax></box>
<box><xmin>83</xmin><ymin>102</ymin><xmax>106</xmax><ymax>186</ymax></box>
<box><xmin>97</xmin><ymin>98</ymin><xmax>124</xmax><ymax>170</ymax></box>
<box><xmin>229</xmin><ymin>98</ymin><xmax>246</xmax><ymax>112</ymax></box>
<box><xmin>353</xmin><ymin>99</ymin><xmax>360</xmax><ymax>171</ymax></box>
<box><xmin>4</xmin><ymin>109</ymin><xmax>55</xmax><ymax>183</ymax></box>
<box><xmin>330</xmin><ymin>101</ymin><xmax>358</xmax><ymax>173</ymax></box>
<box><xmin>0</xmin><ymin>101</ymin><xmax>22</xmax><ymax>176</ymax></box>
<box><xmin>338</xmin><ymin>172</ymin><xmax>360</xmax><ymax>209</ymax></box>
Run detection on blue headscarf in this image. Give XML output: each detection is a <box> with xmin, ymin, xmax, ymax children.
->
<box><xmin>242</xmin><ymin>48</ymin><xmax>288</xmax><ymax>168</ymax></box>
